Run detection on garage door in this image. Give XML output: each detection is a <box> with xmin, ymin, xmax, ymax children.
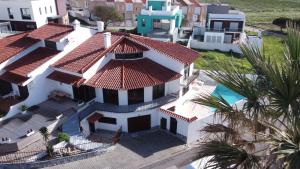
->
<box><xmin>128</xmin><ymin>115</ymin><xmax>151</xmax><ymax>133</ymax></box>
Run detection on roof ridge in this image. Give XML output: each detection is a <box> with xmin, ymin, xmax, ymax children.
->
<box><xmin>121</xmin><ymin>61</ymin><xmax>125</xmax><ymax>89</ymax></box>
<box><xmin>142</xmin><ymin>59</ymin><xmax>157</xmax><ymax>85</ymax></box>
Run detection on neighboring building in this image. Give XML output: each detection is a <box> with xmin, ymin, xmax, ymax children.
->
<box><xmin>174</xmin><ymin>0</ymin><xmax>206</xmax><ymax>27</ymax></box>
<box><xmin>189</xmin><ymin>3</ymin><xmax>262</xmax><ymax>53</ymax></box>
<box><xmin>137</xmin><ymin>0</ymin><xmax>183</xmax><ymax>41</ymax></box>
<box><xmin>0</xmin><ymin>21</ymin><xmax>205</xmax><ymax>153</ymax></box>
<box><xmin>0</xmin><ymin>0</ymin><xmax>69</xmax><ymax>31</ymax></box>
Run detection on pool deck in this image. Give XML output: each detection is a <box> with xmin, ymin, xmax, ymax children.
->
<box><xmin>161</xmin><ymin>80</ymin><xmax>216</xmax><ymax>120</ymax></box>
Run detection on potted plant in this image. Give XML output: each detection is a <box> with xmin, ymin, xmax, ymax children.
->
<box><xmin>19</xmin><ymin>105</ymin><xmax>28</xmax><ymax>114</ymax></box>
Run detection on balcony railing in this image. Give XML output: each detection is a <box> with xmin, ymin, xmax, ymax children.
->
<box><xmin>181</xmin><ymin>70</ymin><xmax>199</xmax><ymax>86</ymax></box>
<box><xmin>78</xmin><ymin>92</ymin><xmax>179</xmax><ymax>120</ymax></box>
<box><xmin>206</xmin><ymin>27</ymin><xmax>243</xmax><ymax>33</ymax></box>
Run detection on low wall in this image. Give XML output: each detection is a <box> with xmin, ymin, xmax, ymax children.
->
<box><xmin>189</xmin><ymin>39</ymin><xmax>242</xmax><ymax>54</ymax></box>
<box><xmin>0</xmin><ymin>148</ymin><xmax>110</xmax><ymax>169</ymax></box>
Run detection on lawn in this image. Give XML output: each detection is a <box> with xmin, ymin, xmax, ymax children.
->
<box><xmin>194</xmin><ymin>35</ymin><xmax>285</xmax><ymax>73</ymax></box>
<box><xmin>201</xmin><ymin>0</ymin><xmax>300</xmax><ymax>25</ymax></box>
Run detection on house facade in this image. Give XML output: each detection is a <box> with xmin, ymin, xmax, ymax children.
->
<box><xmin>0</xmin><ymin>21</ymin><xmax>205</xmax><ymax>152</ymax></box>
<box><xmin>188</xmin><ymin>4</ymin><xmax>257</xmax><ymax>53</ymax></box>
<box><xmin>0</xmin><ymin>0</ymin><xmax>68</xmax><ymax>31</ymax></box>
<box><xmin>137</xmin><ymin>0</ymin><xmax>183</xmax><ymax>41</ymax></box>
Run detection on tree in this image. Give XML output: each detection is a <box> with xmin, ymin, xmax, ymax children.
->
<box><xmin>39</xmin><ymin>127</ymin><xmax>53</xmax><ymax>157</ymax></box>
<box><xmin>273</xmin><ymin>17</ymin><xmax>290</xmax><ymax>32</ymax></box>
<box><xmin>193</xmin><ymin>25</ymin><xmax>300</xmax><ymax>169</ymax></box>
<box><xmin>92</xmin><ymin>6</ymin><xmax>124</xmax><ymax>30</ymax></box>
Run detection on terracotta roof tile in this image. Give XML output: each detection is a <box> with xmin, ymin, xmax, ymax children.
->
<box><xmin>27</xmin><ymin>23</ymin><xmax>74</xmax><ymax>42</ymax></box>
<box><xmin>112</xmin><ymin>38</ymin><xmax>149</xmax><ymax>54</ymax></box>
<box><xmin>0</xmin><ymin>72</ymin><xmax>29</xmax><ymax>85</ymax></box>
<box><xmin>5</xmin><ymin>47</ymin><xmax>59</xmax><ymax>76</ymax></box>
<box><xmin>86</xmin><ymin>58</ymin><xmax>181</xmax><ymax>90</ymax></box>
<box><xmin>0</xmin><ymin>32</ymin><xmax>39</xmax><ymax>64</ymax></box>
<box><xmin>47</xmin><ymin>71</ymin><xmax>85</xmax><ymax>87</ymax></box>
<box><xmin>53</xmin><ymin>32</ymin><xmax>199</xmax><ymax>74</ymax></box>
<box><xmin>130</xmin><ymin>34</ymin><xmax>199</xmax><ymax>65</ymax></box>
<box><xmin>53</xmin><ymin>33</ymin><xmax>123</xmax><ymax>73</ymax></box>
<box><xmin>160</xmin><ymin>108</ymin><xmax>198</xmax><ymax>123</ymax></box>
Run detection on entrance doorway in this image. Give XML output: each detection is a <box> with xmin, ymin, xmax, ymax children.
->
<box><xmin>72</xmin><ymin>85</ymin><xmax>96</xmax><ymax>102</ymax></box>
<box><xmin>128</xmin><ymin>115</ymin><xmax>151</xmax><ymax>133</ymax></box>
<box><xmin>18</xmin><ymin>85</ymin><xmax>29</xmax><ymax>100</ymax></box>
<box><xmin>170</xmin><ymin>117</ymin><xmax>177</xmax><ymax>134</ymax></box>
<box><xmin>89</xmin><ymin>122</ymin><xmax>96</xmax><ymax>133</ymax></box>
<box><xmin>160</xmin><ymin>117</ymin><xmax>167</xmax><ymax>130</ymax></box>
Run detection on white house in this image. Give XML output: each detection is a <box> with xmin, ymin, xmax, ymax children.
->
<box><xmin>188</xmin><ymin>3</ymin><xmax>262</xmax><ymax>53</ymax></box>
<box><xmin>0</xmin><ymin>0</ymin><xmax>68</xmax><ymax>31</ymax></box>
<box><xmin>0</xmin><ymin>21</ymin><xmax>220</xmax><ymax>150</ymax></box>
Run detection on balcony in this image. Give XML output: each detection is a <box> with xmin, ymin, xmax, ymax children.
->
<box><xmin>78</xmin><ymin>93</ymin><xmax>179</xmax><ymax>120</ymax></box>
<box><xmin>181</xmin><ymin>70</ymin><xmax>199</xmax><ymax>87</ymax></box>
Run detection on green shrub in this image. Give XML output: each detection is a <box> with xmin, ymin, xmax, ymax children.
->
<box><xmin>58</xmin><ymin>132</ymin><xmax>70</xmax><ymax>142</ymax></box>
<box><xmin>19</xmin><ymin>105</ymin><xmax>28</xmax><ymax>112</ymax></box>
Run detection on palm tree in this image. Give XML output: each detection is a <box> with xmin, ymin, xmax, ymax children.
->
<box><xmin>193</xmin><ymin>25</ymin><xmax>300</xmax><ymax>169</ymax></box>
<box><xmin>39</xmin><ymin>126</ymin><xmax>53</xmax><ymax>157</ymax></box>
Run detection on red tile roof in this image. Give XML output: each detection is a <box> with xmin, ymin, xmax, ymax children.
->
<box><xmin>112</xmin><ymin>38</ymin><xmax>149</xmax><ymax>54</ymax></box>
<box><xmin>53</xmin><ymin>32</ymin><xmax>199</xmax><ymax>74</ymax></box>
<box><xmin>87</xmin><ymin>113</ymin><xmax>103</xmax><ymax>123</ymax></box>
<box><xmin>4</xmin><ymin>47</ymin><xmax>59</xmax><ymax>76</ymax></box>
<box><xmin>53</xmin><ymin>33</ymin><xmax>123</xmax><ymax>73</ymax></box>
<box><xmin>129</xmin><ymin>34</ymin><xmax>199</xmax><ymax>65</ymax></box>
<box><xmin>47</xmin><ymin>71</ymin><xmax>85</xmax><ymax>87</ymax></box>
<box><xmin>86</xmin><ymin>58</ymin><xmax>181</xmax><ymax>90</ymax></box>
<box><xmin>160</xmin><ymin>108</ymin><xmax>198</xmax><ymax>123</ymax></box>
<box><xmin>0</xmin><ymin>32</ymin><xmax>39</xmax><ymax>64</ymax></box>
<box><xmin>0</xmin><ymin>72</ymin><xmax>29</xmax><ymax>85</ymax></box>
<box><xmin>27</xmin><ymin>23</ymin><xmax>74</xmax><ymax>42</ymax></box>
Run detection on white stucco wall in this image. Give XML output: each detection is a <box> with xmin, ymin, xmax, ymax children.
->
<box><xmin>144</xmin><ymin>86</ymin><xmax>152</xmax><ymax>102</ymax></box>
<box><xmin>0</xmin><ymin>0</ymin><xmax>58</xmax><ymax>28</ymax></box>
<box><xmin>95</xmin><ymin>88</ymin><xmax>103</xmax><ymax>103</ymax></box>
<box><xmin>80</xmin><ymin>108</ymin><xmax>160</xmax><ymax>133</ymax></box>
<box><xmin>118</xmin><ymin>90</ymin><xmax>128</xmax><ymax>105</ymax></box>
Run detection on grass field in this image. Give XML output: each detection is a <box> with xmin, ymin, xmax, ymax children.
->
<box><xmin>202</xmin><ymin>0</ymin><xmax>300</xmax><ymax>25</ymax></box>
<box><xmin>194</xmin><ymin>35</ymin><xmax>285</xmax><ymax>73</ymax></box>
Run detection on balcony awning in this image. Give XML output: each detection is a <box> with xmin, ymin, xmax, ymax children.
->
<box><xmin>47</xmin><ymin>71</ymin><xmax>85</xmax><ymax>87</ymax></box>
<box><xmin>87</xmin><ymin>113</ymin><xmax>103</xmax><ymax>123</ymax></box>
<box><xmin>0</xmin><ymin>72</ymin><xmax>28</xmax><ymax>85</ymax></box>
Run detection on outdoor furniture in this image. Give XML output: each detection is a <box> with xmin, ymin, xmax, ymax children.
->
<box><xmin>48</xmin><ymin>90</ymin><xmax>71</xmax><ymax>101</ymax></box>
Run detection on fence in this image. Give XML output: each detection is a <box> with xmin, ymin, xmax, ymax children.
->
<box><xmin>0</xmin><ymin>141</ymin><xmax>111</xmax><ymax>164</ymax></box>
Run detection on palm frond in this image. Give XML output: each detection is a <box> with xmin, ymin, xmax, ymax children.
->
<box><xmin>197</xmin><ymin>140</ymin><xmax>261</xmax><ymax>169</ymax></box>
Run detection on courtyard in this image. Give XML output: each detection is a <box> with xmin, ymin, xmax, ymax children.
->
<box><xmin>43</xmin><ymin>130</ymin><xmax>190</xmax><ymax>169</ymax></box>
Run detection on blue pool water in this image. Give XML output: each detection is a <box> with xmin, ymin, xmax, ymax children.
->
<box><xmin>211</xmin><ymin>84</ymin><xmax>244</xmax><ymax>105</ymax></box>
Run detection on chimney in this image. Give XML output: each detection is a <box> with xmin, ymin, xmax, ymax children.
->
<box><xmin>96</xmin><ymin>21</ymin><xmax>104</xmax><ymax>32</ymax></box>
<box><xmin>103</xmin><ymin>32</ymin><xmax>111</xmax><ymax>48</ymax></box>
<box><xmin>72</xmin><ymin>19</ymin><xmax>80</xmax><ymax>30</ymax></box>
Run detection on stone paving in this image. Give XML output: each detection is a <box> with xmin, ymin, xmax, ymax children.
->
<box><xmin>43</xmin><ymin>130</ymin><xmax>188</xmax><ymax>169</ymax></box>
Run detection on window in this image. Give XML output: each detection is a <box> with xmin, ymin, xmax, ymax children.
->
<box><xmin>115</xmin><ymin>53</ymin><xmax>143</xmax><ymax>60</ymax></box>
<box><xmin>128</xmin><ymin>88</ymin><xmax>144</xmax><ymax>105</ymax></box>
<box><xmin>184</xmin><ymin>65</ymin><xmax>190</xmax><ymax>80</ymax></box>
<box><xmin>103</xmin><ymin>89</ymin><xmax>119</xmax><ymax>105</ymax></box>
<box><xmin>7</xmin><ymin>8</ymin><xmax>13</xmax><ymax>19</ymax></box>
<box><xmin>50</xmin><ymin>6</ymin><xmax>52</xmax><ymax>13</ymax></box>
<box><xmin>45</xmin><ymin>40</ymin><xmax>57</xmax><ymax>50</ymax></box>
<box><xmin>39</xmin><ymin>8</ymin><xmax>42</xmax><ymax>15</ymax></box>
<box><xmin>45</xmin><ymin>7</ymin><xmax>47</xmax><ymax>14</ymax></box>
<box><xmin>20</xmin><ymin>8</ymin><xmax>31</xmax><ymax>20</ymax></box>
<box><xmin>153</xmin><ymin>84</ymin><xmax>165</xmax><ymax>99</ymax></box>
<box><xmin>98</xmin><ymin>117</ymin><xmax>117</xmax><ymax>124</ymax></box>
<box><xmin>142</xmin><ymin>18</ymin><xmax>146</xmax><ymax>27</ymax></box>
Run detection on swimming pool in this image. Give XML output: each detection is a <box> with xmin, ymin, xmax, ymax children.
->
<box><xmin>211</xmin><ymin>84</ymin><xmax>244</xmax><ymax>105</ymax></box>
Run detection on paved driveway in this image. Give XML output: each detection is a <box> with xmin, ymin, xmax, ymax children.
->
<box><xmin>44</xmin><ymin>130</ymin><xmax>190</xmax><ymax>169</ymax></box>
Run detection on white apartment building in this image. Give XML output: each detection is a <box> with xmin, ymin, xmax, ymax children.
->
<box><xmin>0</xmin><ymin>0</ymin><xmax>68</xmax><ymax>31</ymax></box>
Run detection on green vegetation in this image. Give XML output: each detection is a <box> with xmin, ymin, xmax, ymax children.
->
<box><xmin>194</xmin><ymin>35</ymin><xmax>285</xmax><ymax>73</ymax></box>
<box><xmin>194</xmin><ymin>27</ymin><xmax>300</xmax><ymax>169</ymax></box>
<box><xmin>58</xmin><ymin>132</ymin><xmax>70</xmax><ymax>142</ymax></box>
<box><xmin>202</xmin><ymin>0</ymin><xmax>300</xmax><ymax>25</ymax></box>
<box><xmin>194</xmin><ymin>51</ymin><xmax>252</xmax><ymax>73</ymax></box>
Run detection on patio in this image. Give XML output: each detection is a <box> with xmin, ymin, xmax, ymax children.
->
<box><xmin>0</xmin><ymin>98</ymin><xmax>78</xmax><ymax>154</ymax></box>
